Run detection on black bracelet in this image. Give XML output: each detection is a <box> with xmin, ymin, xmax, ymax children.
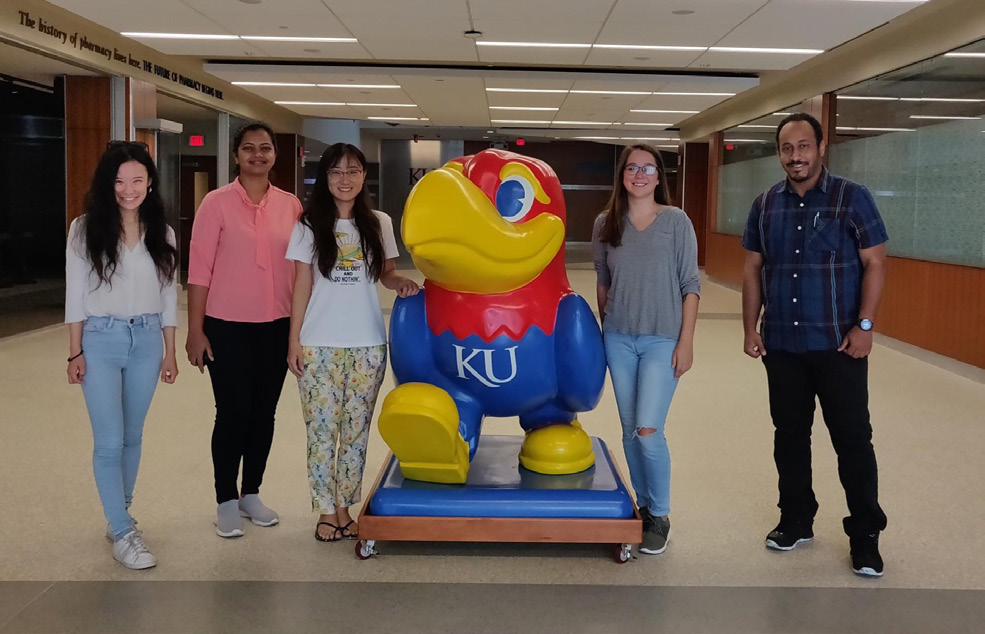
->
<box><xmin>67</xmin><ymin>350</ymin><xmax>84</xmax><ymax>362</ymax></box>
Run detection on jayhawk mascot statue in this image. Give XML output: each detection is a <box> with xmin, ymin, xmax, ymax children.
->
<box><xmin>379</xmin><ymin>149</ymin><xmax>606</xmax><ymax>484</ymax></box>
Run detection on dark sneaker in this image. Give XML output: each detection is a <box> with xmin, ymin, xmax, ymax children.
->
<box><xmin>640</xmin><ymin>515</ymin><xmax>670</xmax><ymax>555</ymax></box>
<box><xmin>850</xmin><ymin>534</ymin><xmax>884</xmax><ymax>577</ymax></box>
<box><xmin>765</xmin><ymin>522</ymin><xmax>814</xmax><ymax>551</ymax></box>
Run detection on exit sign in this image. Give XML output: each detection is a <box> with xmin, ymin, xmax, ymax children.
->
<box><xmin>189</xmin><ymin>135</ymin><xmax>205</xmax><ymax>147</ymax></box>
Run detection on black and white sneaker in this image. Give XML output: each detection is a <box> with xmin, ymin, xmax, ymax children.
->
<box><xmin>850</xmin><ymin>533</ymin><xmax>884</xmax><ymax>577</ymax></box>
<box><xmin>765</xmin><ymin>522</ymin><xmax>814</xmax><ymax>551</ymax></box>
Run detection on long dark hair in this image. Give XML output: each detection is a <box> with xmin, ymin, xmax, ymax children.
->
<box><xmin>80</xmin><ymin>142</ymin><xmax>177</xmax><ymax>286</ymax></box>
<box><xmin>301</xmin><ymin>143</ymin><xmax>385</xmax><ymax>281</ymax></box>
<box><xmin>599</xmin><ymin>143</ymin><xmax>672</xmax><ymax>247</ymax></box>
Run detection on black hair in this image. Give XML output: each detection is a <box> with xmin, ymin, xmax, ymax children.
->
<box><xmin>80</xmin><ymin>142</ymin><xmax>177</xmax><ymax>287</ymax></box>
<box><xmin>300</xmin><ymin>143</ymin><xmax>385</xmax><ymax>282</ymax></box>
<box><xmin>232</xmin><ymin>121</ymin><xmax>277</xmax><ymax>176</ymax></box>
<box><xmin>598</xmin><ymin>143</ymin><xmax>672</xmax><ymax>247</ymax></box>
<box><xmin>775</xmin><ymin>112</ymin><xmax>824</xmax><ymax>147</ymax></box>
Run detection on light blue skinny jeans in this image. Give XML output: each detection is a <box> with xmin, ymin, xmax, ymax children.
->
<box><xmin>80</xmin><ymin>314</ymin><xmax>162</xmax><ymax>540</ymax></box>
<box><xmin>603</xmin><ymin>332</ymin><xmax>679</xmax><ymax>517</ymax></box>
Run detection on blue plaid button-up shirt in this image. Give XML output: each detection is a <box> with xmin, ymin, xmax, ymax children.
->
<box><xmin>741</xmin><ymin>168</ymin><xmax>889</xmax><ymax>353</ymax></box>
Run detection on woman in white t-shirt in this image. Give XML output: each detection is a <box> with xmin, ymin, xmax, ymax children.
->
<box><xmin>286</xmin><ymin>143</ymin><xmax>419</xmax><ymax>543</ymax></box>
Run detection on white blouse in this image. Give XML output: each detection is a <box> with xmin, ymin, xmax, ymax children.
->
<box><xmin>65</xmin><ymin>217</ymin><xmax>179</xmax><ymax>327</ymax></box>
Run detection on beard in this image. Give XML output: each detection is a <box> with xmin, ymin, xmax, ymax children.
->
<box><xmin>786</xmin><ymin>162</ymin><xmax>811</xmax><ymax>182</ymax></box>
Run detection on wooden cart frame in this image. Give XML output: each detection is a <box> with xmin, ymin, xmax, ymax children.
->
<box><xmin>354</xmin><ymin>449</ymin><xmax>643</xmax><ymax>563</ymax></box>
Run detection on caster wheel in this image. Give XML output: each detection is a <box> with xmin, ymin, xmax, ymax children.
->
<box><xmin>355</xmin><ymin>539</ymin><xmax>376</xmax><ymax>560</ymax></box>
<box><xmin>613</xmin><ymin>543</ymin><xmax>632</xmax><ymax>564</ymax></box>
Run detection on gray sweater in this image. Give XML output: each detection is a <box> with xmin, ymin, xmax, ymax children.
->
<box><xmin>591</xmin><ymin>207</ymin><xmax>701</xmax><ymax>338</ymax></box>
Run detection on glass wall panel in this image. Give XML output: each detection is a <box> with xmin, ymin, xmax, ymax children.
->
<box><xmin>830</xmin><ymin>38</ymin><xmax>985</xmax><ymax>267</ymax></box>
<box><xmin>716</xmin><ymin>108</ymin><xmax>791</xmax><ymax>235</ymax></box>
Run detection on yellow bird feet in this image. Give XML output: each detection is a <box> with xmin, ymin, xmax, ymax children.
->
<box><xmin>378</xmin><ymin>383</ymin><xmax>470</xmax><ymax>484</ymax></box>
<box><xmin>518</xmin><ymin>420</ymin><xmax>596</xmax><ymax>475</ymax></box>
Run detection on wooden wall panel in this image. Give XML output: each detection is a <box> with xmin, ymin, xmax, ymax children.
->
<box><xmin>65</xmin><ymin>76</ymin><xmax>111</xmax><ymax>228</ymax></box>
<box><xmin>704</xmin><ymin>232</ymin><xmax>746</xmax><ymax>287</ymax></box>
<box><xmin>681</xmin><ymin>142</ymin><xmax>709</xmax><ymax>266</ymax></box>
<box><xmin>271</xmin><ymin>133</ymin><xmax>301</xmax><ymax>197</ymax></box>
<box><xmin>879</xmin><ymin>258</ymin><xmax>985</xmax><ymax>369</ymax></box>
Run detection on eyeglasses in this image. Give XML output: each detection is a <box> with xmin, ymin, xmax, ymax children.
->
<box><xmin>328</xmin><ymin>169</ymin><xmax>364</xmax><ymax>181</ymax></box>
<box><xmin>625</xmin><ymin>164</ymin><xmax>658</xmax><ymax>176</ymax></box>
<box><xmin>106</xmin><ymin>140</ymin><xmax>150</xmax><ymax>151</ymax></box>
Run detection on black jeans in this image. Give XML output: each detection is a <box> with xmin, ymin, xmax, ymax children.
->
<box><xmin>762</xmin><ymin>350</ymin><xmax>887</xmax><ymax>537</ymax></box>
<box><xmin>204</xmin><ymin>316</ymin><xmax>290</xmax><ymax>504</ymax></box>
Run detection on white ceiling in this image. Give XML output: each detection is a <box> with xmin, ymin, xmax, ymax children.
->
<box><xmin>46</xmin><ymin>0</ymin><xmax>928</xmax><ymax>142</ymax></box>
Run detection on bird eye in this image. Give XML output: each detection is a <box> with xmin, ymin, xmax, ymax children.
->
<box><xmin>495</xmin><ymin>176</ymin><xmax>535</xmax><ymax>222</ymax></box>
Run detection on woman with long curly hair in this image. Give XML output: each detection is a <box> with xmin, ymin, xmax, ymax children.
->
<box><xmin>65</xmin><ymin>141</ymin><xmax>179</xmax><ymax>570</ymax></box>
<box><xmin>286</xmin><ymin>143</ymin><xmax>418</xmax><ymax>542</ymax></box>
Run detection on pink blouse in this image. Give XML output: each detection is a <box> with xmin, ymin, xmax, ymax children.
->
<box><xmin>188</xmin><ymin>178</ymin><xmax>302</xmax><ymax>322</ymax></box>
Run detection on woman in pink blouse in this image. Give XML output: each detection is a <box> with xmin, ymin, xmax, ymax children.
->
<box><xmin>185</xmin><ymin>122</ymin><xmax>302</xmax><ymax>538</ymax></box>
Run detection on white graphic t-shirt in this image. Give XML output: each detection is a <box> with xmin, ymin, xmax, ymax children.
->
<box><xmin>286</xmin><ymin>210</ymin><xmax>399</xmax><ymax>347</ymax></box>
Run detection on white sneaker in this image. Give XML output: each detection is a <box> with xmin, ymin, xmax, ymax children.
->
<box><xmin>113</xmin><ymin>530</ymin><xmax>157</xmax><ymax>570</ymax></box>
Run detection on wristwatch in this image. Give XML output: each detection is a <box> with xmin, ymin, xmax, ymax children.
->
<box><xmin>858</xmin><ymin>319</ymin><xmax>873</xmax><ymax>332</ymax></box>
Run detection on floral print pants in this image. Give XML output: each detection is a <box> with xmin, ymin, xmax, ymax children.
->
<box><xmin>298</xmin><ymin>345</ymin><xmax>387</xmax><ymax>514</ymax></box>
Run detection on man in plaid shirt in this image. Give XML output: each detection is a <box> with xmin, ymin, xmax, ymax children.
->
<box><xmin>741</xmin><ymin>113</ymin><xmax>889</xmax><ymax>577</ymax></box>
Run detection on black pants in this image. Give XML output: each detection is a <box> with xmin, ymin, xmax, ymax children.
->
<box><xmin>762</xmin><ymin>350</ymin><xmax>887</xmax><ymax>537</ymax></box>
<box><xmin>204</xmin><ymin>316</ymin><xmax>289</xmax><ymax>504</ymax></box>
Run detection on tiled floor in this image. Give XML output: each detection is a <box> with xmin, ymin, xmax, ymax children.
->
<box><xmin>1</xmin><ymin>266</ymin><xmax>984</xmax><ymax>632</ymax></box>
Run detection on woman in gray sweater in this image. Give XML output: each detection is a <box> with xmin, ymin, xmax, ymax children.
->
<box><xmin>592</xmin><ymin>143</ymin><xmax>700</xmax><ymax>555</ymax></box>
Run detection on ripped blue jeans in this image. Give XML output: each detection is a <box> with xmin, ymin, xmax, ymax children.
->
<box><xmin>603</xmin><ymin>332</ymin><xmax>680</xmax><ymax>517</ymax></box>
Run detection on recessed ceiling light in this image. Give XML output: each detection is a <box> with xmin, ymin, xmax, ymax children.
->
<box><xmin>242</xmin><ymin>36</ymin><xmax>357</xmax><ymax>42</ymax></box>
<box><xmin>622</xmin><ymin>122</ymin><xmax>673</xmax><ymax>127</ymax></box>
<box><xmin>233</xmin><ymin>82</ymin><xmax>317</xmax><ymax>87</ymax></box>
<box><xmin>463</xmin><ymin>30</ymin><xmax>483</xmax><ymax>39</ymax></box>
<box><xmin>490</xmin><ymin>119</ymin><xmax>553</xmax><ymax>124</ymax></box>
<box><xmin>595</xmin><ymin>44</ymin><xmax>706</xmax><ymax>52</ymax></box>
<box><xmin>317</xmin><ymin>84</ymin><xmax>400</xmax><ymax>89</ymax></box>
<box><xmin>910</xmin><ymin>115</ymin><xmax>981</xmax><ymax>120</ymax></box>
<box><xmin>709</xmin><ymin>46</ymin><xmax>822</xmax><ymax>54</ymax></box>
<box><xmin>737</xmin><ymin>124</ymin><xmax>777</xmax><ymax>128</ymax></box>
<box><xmin>367</xmin><ymin>116</ymin><xmax>428</xmax><ymax>121</ymax></box>
<box><xmin>348</xmin><ymin>103</ymin><xmax>417</xmax><ymax>107</ymax></box>
<box><xmin>723</xmin><ymin>138</ymin><xmax>771</xmax><ymax>143</ymax></box>
<box><xmin>945</xmin><ymin>52</ymin><xmax>985</xmax><ymax>58</ymax></box>
<box><xmin>553</xmin><ymin>120</ymin><xmax>615</xmax><ymax>125</ymax></box>
<box><xmin>122</xmin><ymin>32</ymin><xmax>239</xmax><ymax>40</ymax></box>
<box><xmin>571</xmin><ymin>90</ymin><xmax>651</xmax><ymax>95</ymax></box>
<box><xmin>274</xmin><ymin>101</ymin><xmax>345</xmax><ymax>106</ymax></box>
<box><xmin>487</xmin><ymin>130</ymin><xmax>495</xmax><ymax>133</ymax></box>
<box><xmin>835</xmin><ymin>126</ymin><xmax>915</xmax><ymax>132</ymax></box>
<box><xmin>486</xmin><ymin>88</ymin><xmax>568</xmax><ymax>94</ymax></box>
<box><xmin>656</xmin><ymin>91</ymin><xmax>735</xmax><ymax>96</ymax></box>
<box><xmin>631</xmin><ymin>109</ymin><xmax>699</xmax><ymax>114</ymax></box>
<box><xmin>900</xmin><ymin>97</ymin><xmax>985</xmax><ymax>103</ymax></box>
<box><xmin>477</xmin><ymin>41</ymin><xmax>591</xmax><ymax>48</ymax></box>
<box><xmin>489</xmin><ymin>106</ymin><xmax>560</xmax><ymax>111</ymax></box>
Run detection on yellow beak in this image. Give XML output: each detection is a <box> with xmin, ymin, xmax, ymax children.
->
<box><xmin>402</xmin><ymin>164</ymin><xmax>564</xmax><ymax>294</ymax></box>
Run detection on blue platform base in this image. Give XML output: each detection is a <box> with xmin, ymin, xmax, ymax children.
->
<box><xmin>368</xmin><ymin>435</ymin><xmax>634</xmax><ymax>519</ymax></box>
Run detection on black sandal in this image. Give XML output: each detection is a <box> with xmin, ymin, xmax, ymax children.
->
<box><xmin>338</xmin><ymin>520</ymin><xmax>359</xmax><ymax>540</ymax></box>
<box><xmin>315</xmin><ymin>522</ymin><xmax>342</xmax><ymax>542</ymax></box>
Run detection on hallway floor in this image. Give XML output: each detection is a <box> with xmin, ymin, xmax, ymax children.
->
<box><xmin>1</xmin><ymin>268</ymin><xmax>984</xmax><ymax>632</ymax></box>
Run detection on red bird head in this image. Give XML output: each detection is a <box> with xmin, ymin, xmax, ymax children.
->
<box><xmin>402</xmin><ymin>149</ymin><xmax>569</xmax><ymax>295</ymax></box>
